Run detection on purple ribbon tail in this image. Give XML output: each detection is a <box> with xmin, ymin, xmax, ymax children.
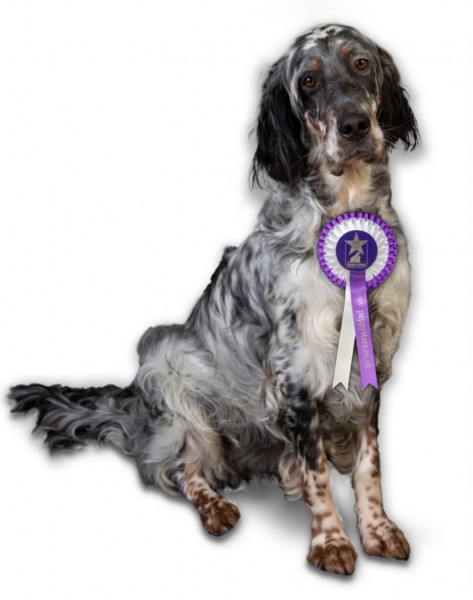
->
<box><xmin>349</xmin><ymin>271</ymin><xmax>378</xmax><ymax>390</ymax></box>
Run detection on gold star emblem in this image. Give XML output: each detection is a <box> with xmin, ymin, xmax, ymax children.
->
<box><xmin>346</xmin><ymin>233</ymin><xmax>367</xmax><ymax>256</ymax></box>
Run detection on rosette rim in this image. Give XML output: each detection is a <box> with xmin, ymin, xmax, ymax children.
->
<box><xmin>317</xmin><ymin>212</ymin><xmax>397</xmax><ymax>289</ymax></box>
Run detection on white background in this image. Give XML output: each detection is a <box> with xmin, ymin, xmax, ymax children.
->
<box><xmin>1</xmin><ymin>1</ymin><xmax>472</xmax><ymax>598</ymax></box>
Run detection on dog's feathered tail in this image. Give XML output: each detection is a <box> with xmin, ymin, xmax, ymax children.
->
<box><xmin>9</xmin><ymin>383</ymin><xmax>138</xmax><ymax>454</ymax></box>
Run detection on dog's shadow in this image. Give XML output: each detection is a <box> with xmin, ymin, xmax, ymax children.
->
<box><xmin>11</xmin><ymin>408</ymin><xmax>359</xmax><ymax>549</ymax></box>
<box><xmin>213</xmin><ymin>469</ymin><xmax>358</xmax><ymax>545</ymax></box>
<box><xmin>225</xmin><ymin>479</ymin><xmax>312</xmax><ymax>540</ymax></box>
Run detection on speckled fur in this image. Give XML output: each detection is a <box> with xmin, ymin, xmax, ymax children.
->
<box><xmin>9</xmin><ymin>24</ymin><xmax>418</xmax><ymax>575</ymax></box>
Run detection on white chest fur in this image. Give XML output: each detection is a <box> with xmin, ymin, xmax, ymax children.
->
<box><xmin>276</xmin><ymin>255</ymin><xmax>345</xmax><ymax>397</ymax></box>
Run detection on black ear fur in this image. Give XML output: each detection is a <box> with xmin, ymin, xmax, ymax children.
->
<box><xmin>376</xmin><ymin>46</ymin><xmax>420</xmax><ymax>151</ymax></box>
<box><xmin>251</xmin><ymin>61</ymin><xmax>307</xmax><ymax>187</ymax></box>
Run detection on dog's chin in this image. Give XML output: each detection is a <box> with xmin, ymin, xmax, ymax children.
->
<box><xmin>328</xmin><ymin>165</ymin><xmax>344</xmax><ymax>177</ymax></box>
<box><xmin>327</xmin><ymin>145</ymin><xmax>385</xmax><ymax>177</ymax></box>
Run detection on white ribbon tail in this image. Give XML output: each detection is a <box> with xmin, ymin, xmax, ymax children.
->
<box><xmin>332</xmin><ymin>276</ymin><xmax>355</xmax><ymax>389</ymax></box>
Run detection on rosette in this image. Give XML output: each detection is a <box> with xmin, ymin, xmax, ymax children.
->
<box><xmin>317</xmin><ymin>212</ymin><xmax>397</xmax><ymax>390</ymax></box>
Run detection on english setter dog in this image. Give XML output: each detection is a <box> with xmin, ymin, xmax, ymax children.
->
<box><xmin>10</xmin><ymin>24</ymin><xmax>419</xmax><ymax>575</ymax></box>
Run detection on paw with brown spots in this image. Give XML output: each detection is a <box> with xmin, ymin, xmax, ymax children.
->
<box><xmin>198</xmin><ymin>498</ymin><xmax>241</xmax><ymax>537</ymax></box>
<box><xmin>307</xmin><ymin>536</ymin><xmax>358</xmax><ymax>575</ymax></box>
<box><xmin>360</xmin><ymin>518</ymin><xmax>410</xmax><ymax>560</ymax></box>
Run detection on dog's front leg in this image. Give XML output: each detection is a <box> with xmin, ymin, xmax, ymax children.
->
<box><xmin>303</xmin><ymin>434</ymin><xmax>358</xmax><ymax>574</ymax></box>
<box><xmin>284</xmin><ymin>393</ymin><xmax>357</xmax><ymax>575</ymax></box>
<box><xmin>352</xmin><ymin>418</ymin><xmax>410</xmax><ymax>560</ymax></box>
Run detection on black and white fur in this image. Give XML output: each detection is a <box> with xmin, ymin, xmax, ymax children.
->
<box><xmin>9</xmin><ymin>24</ymin><xmax>419</xmax><ymax>575</ymax></box>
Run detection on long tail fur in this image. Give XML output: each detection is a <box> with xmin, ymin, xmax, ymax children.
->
<box><xmin>9</xmin><ymin>383</ymin><xmax>138</xmax><ymax>454</ymax></box>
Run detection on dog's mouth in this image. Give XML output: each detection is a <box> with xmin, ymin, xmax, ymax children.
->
<box><xmin>326</xmin><ymin>140</ymin><xmax>385</xmax><ymax>177</ymax></box>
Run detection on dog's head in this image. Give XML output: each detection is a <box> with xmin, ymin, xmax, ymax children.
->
<box><xmin>252</xmin><ymin>25</ymin><xmax>419</xmax><ymax>186</ymax></box>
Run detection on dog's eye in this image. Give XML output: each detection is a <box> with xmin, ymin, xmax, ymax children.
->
<box><xmin>302</xmin><ymin>75</ymin><xmax>317</xmax><ymax>89</ymax></box>
<box><xmin>354</xmin><ymin>58</ymin><xmax>370</xmax><ymax>72</ymax></box>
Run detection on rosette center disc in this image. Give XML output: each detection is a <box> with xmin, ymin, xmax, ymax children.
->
<box><xmin>335</xmin><ymin>230</ymin><xmax>378</xmax><ymax>272</ymax></box>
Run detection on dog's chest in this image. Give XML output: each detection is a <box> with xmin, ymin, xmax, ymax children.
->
<box><xmin>274</xmin><ymin>255</ymin><xmax>345</xmax><ymax>396</ymax></box>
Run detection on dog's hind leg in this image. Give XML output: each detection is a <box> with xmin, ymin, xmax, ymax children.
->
<box><xmin>181</xmin><ymin>430</ymin><xmax>240</xmax><ymax>536</ymax></box>
<box><xmin>182</xmin><ymin>469</ymin><xmax>241</xmax><ymax>536</ymax></box>
<box><xmin>136</xmin><ymin>324</ymin><xmax>240</xmax><ymax>535</ymax></box>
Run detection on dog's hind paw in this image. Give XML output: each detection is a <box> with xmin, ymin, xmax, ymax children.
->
<box><xmin>199</xmin><ymin>498</ymin><xmax>241</xmax><ymax>537</ymax></box>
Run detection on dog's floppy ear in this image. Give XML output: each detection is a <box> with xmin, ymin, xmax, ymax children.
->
<box><xmin>251</xmin><ymin>60</ymin><xmax>307</xmax><ymax>187</ymax></box>
<box><xmin>376</xmin><ymin>46</ymin><xmax>420</xmax><ymax>152</ymax></box>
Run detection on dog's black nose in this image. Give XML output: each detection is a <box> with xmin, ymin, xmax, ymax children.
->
<box><xmin>337</xmin><ymin>114</ymin><xmax>371</xmax><ymax>141</ymax></box>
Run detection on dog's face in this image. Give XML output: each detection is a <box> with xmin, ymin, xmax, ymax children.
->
<box><xmin>291</xmin><ymin>25</ymin><xmax>386</xmax><ymax>175</ymax></box>
<box><xmin>252</xmin><ymin>25</ymin><xmax>419</xmax><ymax>185</ymax></box>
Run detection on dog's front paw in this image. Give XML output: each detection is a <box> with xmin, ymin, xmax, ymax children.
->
<box><xmin>307</xmin><ymin>537</ymin><xmax>357</xmax><ymax>575</ymax></box>
<box><xmin>199</xmin><ymin>498</ymin><xmax>241</xmax><ymax>537</ymax></box>
<box><xmin>360</xmin><ymin>518</ymin><xmax>410</xmax><ymax>560</ymax></box>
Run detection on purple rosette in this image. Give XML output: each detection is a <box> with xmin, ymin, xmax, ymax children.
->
<box><xmin>317</xmin><ymin>212</ymin><xmax>397</xmax><ymax>390</ymax></box>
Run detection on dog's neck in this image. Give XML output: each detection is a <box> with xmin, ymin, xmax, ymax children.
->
<box><xmin>315</xmin><ymin>160</ymin><xmax>391</xmax><ymax>217</ymax></box>
<box><xmin>257</xmin><ymin>159</ymin><xmax>392</xmax><ymax>255</ymax></box>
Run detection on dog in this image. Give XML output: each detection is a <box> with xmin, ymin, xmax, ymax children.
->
<box><xmin>9</xmin><ymin>24</ymin><xmax>419</xmax><ymax>575</ymax></box>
